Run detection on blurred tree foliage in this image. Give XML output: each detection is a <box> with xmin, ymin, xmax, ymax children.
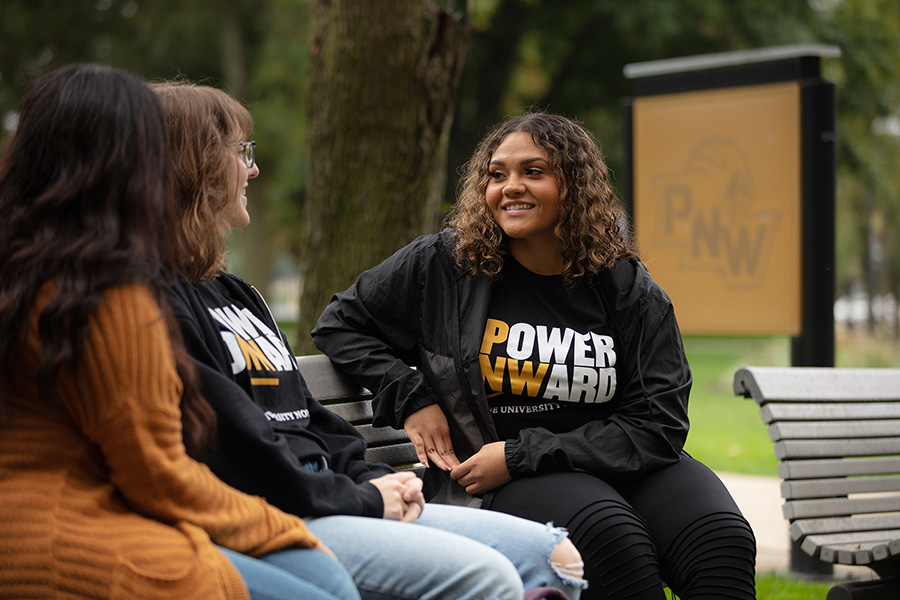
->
<box><xmin>451</xmin><ymin>0</ymin><xmax>899</xmax><ymax>340</ymax></box>
<box><xmin>817</xmin><ymin>0</ymin><xmax>900</xmax><ymax>335</ymax></box>
<box><xmin>1</xmin><ymin>0</ymin><xmax>898</xmax><ymax>339</ymax></box>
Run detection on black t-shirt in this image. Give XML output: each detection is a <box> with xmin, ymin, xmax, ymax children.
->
<box><xmin>481</xmin><ymin>258</ymin><xmax>619</xmax><ymax>440</ymax></box>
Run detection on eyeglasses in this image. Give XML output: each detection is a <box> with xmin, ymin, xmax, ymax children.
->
<box><xmin>231</xmin><ymin>141</ymin><xmax>256</xmax><ymax>168</ymax></box>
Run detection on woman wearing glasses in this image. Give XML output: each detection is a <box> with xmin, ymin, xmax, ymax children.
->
<box><xmin>153</xmin><ymin>80</ymin><xmax>586</xmax><ymax>600</ymax></box>
<box><xmin>0</xmin><ymin>64</ymin><xmax>359</xmax><ymax>600</ymax></box>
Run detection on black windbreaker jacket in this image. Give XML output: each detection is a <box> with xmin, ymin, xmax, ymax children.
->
<box><xmin>313</xmin><ymin>230</ymin><xmax>693</xmax><ymax>507</ymax></box>
<box><xmin>166</xmin><ymin>273</ymin><xmax>392</xmax><ymax>519</ymax></box>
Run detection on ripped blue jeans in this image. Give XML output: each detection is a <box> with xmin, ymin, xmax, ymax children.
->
<box><xmin>305</xmin><ymin>503</ymin><xmax>585</xmax><ymax>600</ymax></box>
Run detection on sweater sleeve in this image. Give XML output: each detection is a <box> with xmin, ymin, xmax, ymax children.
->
<box><xmin>60</xmin><ymin>285</ymin><xmax>319</xmax><ymax>557</ymax></box>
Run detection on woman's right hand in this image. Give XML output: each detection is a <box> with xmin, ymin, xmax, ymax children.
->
<box><xmin>403</xmin><ymin>404</ymin><xmax>460</xmax><ymax>471</ymax></box>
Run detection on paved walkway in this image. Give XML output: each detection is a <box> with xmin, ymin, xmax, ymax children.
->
<box><xmin>716</xmin><ymin>471</ymin><xmax>875</xmax><ymax>581</ymax></box>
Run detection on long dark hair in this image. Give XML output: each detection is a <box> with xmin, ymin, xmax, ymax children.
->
<box><xmin>0</xmin><ymin>64</ymin><xmax>215</xmax><ymax>456</ymax></box>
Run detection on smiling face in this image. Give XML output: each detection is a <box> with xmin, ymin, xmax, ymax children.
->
<box><xmin>222</xmin><ymin>141</ymin><xmax>259</xmax><ymax>229</ymax></box>
<box><xmin>485</xmin><ymin>131</ymin><xmax>563</xmax><ymax>268</ymax></box>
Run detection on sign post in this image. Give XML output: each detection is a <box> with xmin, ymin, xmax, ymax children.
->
<box><xmin>623</xmin><ymin>44</ymin><xmax>840</xmax><ymax>576</ymax></box>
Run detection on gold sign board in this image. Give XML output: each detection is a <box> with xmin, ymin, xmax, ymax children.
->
<box><xmin>633</xmin><ymin>81</ymin><xmax>802</xmax><ymax>335</ymax></box>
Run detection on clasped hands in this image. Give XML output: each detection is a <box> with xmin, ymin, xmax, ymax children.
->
<box><xmin>369</xmin><ymin>471</ymin><xmax>424</xmax><ymax>522</ymax></box>
<box><xmin>403</xmin><ymin>403</ymin><xmax>511</xmax><ymax>495</ymax></box>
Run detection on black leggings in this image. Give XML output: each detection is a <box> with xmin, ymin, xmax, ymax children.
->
<box><xmin>484</xmin><ymin>455</ymin><xmax>756</xmax><ymax>599</ymax></box>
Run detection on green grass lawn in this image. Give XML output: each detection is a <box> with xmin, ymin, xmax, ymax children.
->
<box><xmin>681</xmin><ymin>336</ymin><xmax>790</xmax><ymax>476</ymax></box>
<box><xmin>665</xmin><ymin>573</ymin><xmax>835</xmax><ymax>599</ymax></box>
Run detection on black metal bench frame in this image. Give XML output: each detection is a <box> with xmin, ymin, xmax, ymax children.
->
<box><xmin>734</xmin><ymin>365</ymin><xmax>900</xmax><ymax>600</ymax></box>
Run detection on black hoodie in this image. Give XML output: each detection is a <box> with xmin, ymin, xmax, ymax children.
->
<box><xmin>166</xmin><ymin>273</ymin><xmax>392</xmax><ymax>519</ymax></box>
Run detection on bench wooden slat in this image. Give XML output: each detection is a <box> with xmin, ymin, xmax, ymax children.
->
<box><xmin>802</xmin><ymin>538</ymin><xmax>881</xmax><ymax>565</ymax></box>
<box><xmin>769</xmin><ymin>420</ymin><xmax>900</xmax><ymax>441</ymax></box>
<box><xmin>774</xmin><ymin>437</ymin><xmax>900</xmax><ymax>460</ymax></box>
<box><xmin>356</xmin><ymin>423</ymin><xmax>415</xmax><ymax>447</ymax></box>
<box><xmin>813</xmin><ymin>531</ymin><xmax>900</xmax><ymax>546</ymax></box>
<box><xmin>297</xmin><ymin>354</ymin><xmax>425</xmax><ymax>477</ymax></box>
<box><xmin>783</xmin><ymin>475</ymin><xmax>900</xmax><ymax>499</ymax></box>
<box><xmin>790</xmin><ymin>515</ymin><xmax>900</xmax><ymax>539</ymax></box>
<box><xmin>365</xmin><ymin>444</ymin><xmax>421</xmax><ymax>469</ymax></box>
<box><xmin>784</xmin><ymin>495</ymin><xmax>900</xmax><ymax>520</ymax></box>
<box><xmin>760</xmin><ymin>403</ymin><xmax>900</xmax><ymax>424</ymax></box>
<box><xmin>779</xmin><ymin>456</ymin><xmax>900</xmax><ymax>480</ymax></box>
<box><xmin>298</xmin><ymin>354</ymin><xmax>371</xmax><ymax>401</ymax></box>
<box><xmin>733</xmin><ymin>367</ymin><xmax>900</xmax><ymax>403</ymax></box>
<box><xmin>800</xmin><ymin>530</ymin><xmax>900</xmax><ymax>564</ymax></box>
<box><xmin>872</xmin><ymin>543</ymin><xmax>899</xmax><ymax>562</ymax></box>
<box><xmin>323</xmin><ymin>400</ymin><xmax>374</xmax><ymax>425</ymax></box>
<box><xmin>837</xmin><ymin>546</ymin><xmax>875</xmax><ymax>565</ymax></box>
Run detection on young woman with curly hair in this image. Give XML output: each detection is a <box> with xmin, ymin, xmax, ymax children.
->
<box><xmin>315</xmin><ymin>113</ymin><xmax>758</xmax><ymax>599</ymax></box>
<box><xmin>451</xmin><ymin>112</ymin><xmax>636</xmax><ymax>283</ymax></box>
<box><xmin>0</xmin><ymin>63</ymin><xmax>359</xmax><ymax>600</ymax></box>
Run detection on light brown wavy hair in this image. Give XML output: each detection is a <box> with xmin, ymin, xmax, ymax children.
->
<box><xmin>448</xmin><ymin>112</ymin><xmax>637</xmax><ymax>283</ymax></box>
<box><xmin>150</xmin><ymin>81</ymin><xmax>253</xmax><ymax>282</ymax></box>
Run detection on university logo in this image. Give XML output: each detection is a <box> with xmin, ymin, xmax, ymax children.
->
<box><xmin>208</xmin><ymin>304</ymin><xmax>297</xmax><ymax>379</ymax></box>
<box><xmin>649</xmin><ymin>137</ymin><xmax>779</xmax><ymax>290</ymax></box>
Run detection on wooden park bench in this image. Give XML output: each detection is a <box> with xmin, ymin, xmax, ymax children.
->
<box><xmin>733</xmin><ymin>365</ymin><xmax>900</xmax><ymax>600</ymax></box>
<box><xmin>296</xmin><ymin>353</ymin><xmax>423</xmax><ymax>476</ymax></box>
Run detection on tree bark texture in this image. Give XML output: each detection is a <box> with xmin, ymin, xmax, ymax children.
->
<box><xmin>297</xmin><ymin>0</ymin><xmax>470</xmax><ymax>352</ymax></box>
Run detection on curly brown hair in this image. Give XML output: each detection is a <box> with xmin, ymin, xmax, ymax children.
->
<box><xmin>150</xmin><ymin>81</ymin><xmax>253</xmax><ymax>282</ymax></box>
<box><xmin>448</xmin><ymin>112</ymin><xmax>637</xmax><ymax>283</ymax></box>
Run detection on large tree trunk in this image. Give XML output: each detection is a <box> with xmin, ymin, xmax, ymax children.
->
<box><xmin>296</xmin><ymin>0</ymin><xmax>470</xmax><ymax>352</ymax></box>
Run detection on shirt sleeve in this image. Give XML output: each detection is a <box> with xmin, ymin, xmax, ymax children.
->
<box><xmin>313</xmin><ymin>236</ymin><xmax>441</xmax><ymax>429</ymax></box>
<box><xmin>306</xmin><ymin>395</ymin><xmax>396</xmax><ymax>485</ymax></box>
<box><xmin>60</xmin><ymin>285</ymin><xmax>319</xmax><ymax>557</ymax></box>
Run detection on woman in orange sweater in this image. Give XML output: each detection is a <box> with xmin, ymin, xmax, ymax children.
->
<box><xmin>0</xmin><ymin>64</ymin><xmax>359</xmax><ymax>600</ymax></box>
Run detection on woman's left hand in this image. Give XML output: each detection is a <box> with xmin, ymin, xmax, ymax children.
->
<box><xmin>449</xmin><ymin>441</ymin><xmax>511</xmax><ymax>495</ymax></box>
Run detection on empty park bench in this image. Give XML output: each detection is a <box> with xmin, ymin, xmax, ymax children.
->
<box><xmin>296</xmin><ymin>353</ymin><xmax>423</xmax><ymax>476</ymax></box>
<box><xmin>733</xmin><ymin>366</ymin><xmax>900</xmax><ymax>600</ymax></box>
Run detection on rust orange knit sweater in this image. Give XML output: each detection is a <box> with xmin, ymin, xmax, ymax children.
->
<box><xmin>0</xmin><ymin>285</ymin><xmax>319</xmax><ymax>599</ymax></box>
